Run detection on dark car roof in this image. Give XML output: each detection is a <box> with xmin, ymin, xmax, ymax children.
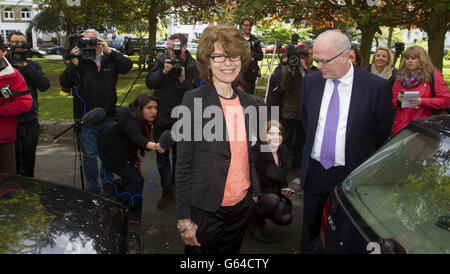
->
<box><xmin>0</xmin><ymin>173</ymin><xmax>129</xmax><ymax>254</ymax></box>
<box><xmin>413</xmin><ymin>114</ymin><xmax>450</xmax><ymax>135</ymax></box>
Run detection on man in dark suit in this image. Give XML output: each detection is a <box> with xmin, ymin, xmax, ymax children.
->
<box><xmin>299</xmin><ymin>30</ymin><xmax>394</xmax><ymax>252</ymax></box>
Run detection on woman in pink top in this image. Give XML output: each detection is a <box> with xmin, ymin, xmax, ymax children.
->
<box><xmin>175</xmin><ymin>24</ymin><xmax>261</xmax><ymax>254</ymax></box>
<box><xmin>392</xmin><ymin>46</ymin><xmax>450</xmax><ymax>136</ymax></box>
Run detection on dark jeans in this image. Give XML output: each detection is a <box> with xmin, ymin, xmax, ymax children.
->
<box><xmin>15</xmin><ymin>119</ymin><xmax>40</xmax><ymax>177</ymax></box>
<box><xmin>154</xmin><ymin>124</ymin><xmax>175</xmax><ymax>197</ymax></box>
<box><xmin>300</xmin><ymin>159</ymin><xmax>350</xmax><ymax>253</ymax></box>
<box><xmin>185</xmin><ymin>193</ymin><xmax>256</xmax><ymax>254</ymax></box>
<box><xmin>105</xmin><ymin>161</ymin><xmax>145</xmax><ymax>221</ymax></box>
<box><xmin>281</xmin><ymin>118</ymin><xmax>305</xmax><ymax>169</ymax></box>
<box><xmin>0</xmin><ymin>142</ymin><xmax>16</xmax><ymax>174</ymax></box>
<box><xmin>79</xmin><ymin>117</ymin><xmax>115</xmax><ymax>194</ymax></box>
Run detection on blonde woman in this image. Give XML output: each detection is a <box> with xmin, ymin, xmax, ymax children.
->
<box><xmin>365</xmin><ymin>46</ymin><xmax>397</xmax><ymax>87</ymax></box>
<box><xmin>392</xmin><ymin>46</ymin><xmax>450</xmax><ymax>136</ymax></box>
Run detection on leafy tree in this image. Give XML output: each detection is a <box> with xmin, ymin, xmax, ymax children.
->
<box><xmin>394</xmin><ymin>0</ymin><xmax>450</xmax><ymax>71</ymax></box>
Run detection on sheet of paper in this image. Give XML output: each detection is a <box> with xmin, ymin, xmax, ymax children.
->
<box><xmin>401</xmin><ymin>91</ymin><xmax>419</xmax><ymax>108</ymax></box>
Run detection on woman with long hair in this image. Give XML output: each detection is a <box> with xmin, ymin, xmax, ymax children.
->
<box><xmin>391</xmin><ymin>46</ymin><xmax>450</xmax><ymax>136</ymax></box>
<box><xmin>99</xmin><ymin>92</ymin><xmax>164</xmax><ymax>225</ymax></box>
<box><xmin>175</xmin><ymin>24</ymin><xmax>261</xmax><ymax>254</ymax></box>
<box><xmin>365</xmin><ymin>46</ymin><xmax>397</xmax><ymax>87</ymax></box>
<box><xmin>249</xmin><ymin>120</ymin><xmax>294</xmax><ymax>243</ymax></box>
<box><xmin>349</xmin><ymin>44</ymin><xmax>363</xmax><ymax>69</ymax></box>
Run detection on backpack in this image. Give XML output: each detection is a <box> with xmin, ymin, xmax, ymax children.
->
<box><xmin>429</xmin><ymin>71</ymin><xmax>450</xmax><ymax>115</ymax></box>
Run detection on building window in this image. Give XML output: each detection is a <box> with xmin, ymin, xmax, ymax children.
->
<box><xmin>21</xmin><ymin>8</ymin><xmax>31</xmax><ymax>20</ymax></box>
<box><xmin>4</xmin><ymin>7</ymin><xmax>14</xmax><ymax>20</ymax></box>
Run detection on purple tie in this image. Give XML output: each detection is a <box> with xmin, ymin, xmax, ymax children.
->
<box><xmin>320</xmin><ymin>79</ymin><xmax>340</xmax><ymax>170</ymax></box>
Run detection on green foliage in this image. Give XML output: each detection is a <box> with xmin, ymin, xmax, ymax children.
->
<box><xmin>255</xmin><ymin>23</ymin><xmax>313</xmax><ymax>45</ymax></box>
<box><xmin>392</xmin><ymin>162</ymin><xmax>450</xmax><ymax>230</ymax></box>
<box><xmin>0</xmin><ymin>189</ymin><xmax>55</xmax><ymax>253</ymax></box>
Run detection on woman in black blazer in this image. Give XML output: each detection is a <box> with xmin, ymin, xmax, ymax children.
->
<box><xmin>175</xmin><ymin>25</ymin><xmax>261</xmax><ymax>254</ymax></box>
<box><xmin>99</xmin><ymin>92</ymin><xmax>164</xmax><ymax>225</ymax></box>
<box><xmin>250</xmin><ymin>120</ymin><xmax>294</xmax><ymax>243</ymax></box>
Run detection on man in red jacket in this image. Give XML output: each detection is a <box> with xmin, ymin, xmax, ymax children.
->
<box><xmin>0</xmin><ymin>36</ymin><xmax>32</xmax><ymax>173</ymax></box>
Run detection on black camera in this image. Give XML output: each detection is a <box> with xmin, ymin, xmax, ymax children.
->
<box><xmin>6</xmin><ymin>42</ymin><xmax>31</xmax><ymax>63</ymax></box>
<box><xmin>286</xmin><ymin>45</ymin><xmax>309</xmax><ymax>69</ymax></box>
<box><xmin>67</xmin><ymin>34</ymin><xmax>98</xmax><ymax>61</ymax></box>
<box><xmin>169</xmin><ymin>41</ymin><xmax>184</xmax><ymax>79</ymax></box>
<box><xmin>0</xmin><ymin>85</ymin><xmax>13</xmax><ymax>99</ymax></box>
<box><xmin>394</xmin><ymin>42</ymin><xmax>405</xmax><ymax>55</ymax></box>
<box><xmin>282</xmin><ymin>34</ymin><xmax>308</xmax><ymax>69</ymax></box>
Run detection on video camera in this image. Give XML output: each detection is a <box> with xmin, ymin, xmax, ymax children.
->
<box><xmin>66</xmin><ymin>34</ymin><xmax>98</xmax><ymax>61</ymax></box>
<box><xmin>286</xmin><ymin>34</ymin><xmax>308</xmax><ymax>70</ymax></box>
<box><xmin>6</xmin><ymin>42</ymin><xmax>31</xmax><ymax>63</ymax></box>
<box><xmin>169</xmin><ymin>41</ymin><xmax>184</xmax><ymax>79</ymax></box>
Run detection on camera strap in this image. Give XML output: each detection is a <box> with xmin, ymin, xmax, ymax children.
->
<box><xmin>12</xmin><ymin>90</ymin><xmax>30</xmax><ymax>97</ymax></box>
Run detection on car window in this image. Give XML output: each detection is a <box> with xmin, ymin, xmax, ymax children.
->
<box><xmin>341</xmin><ymin>128</ymin><xmax>450</xmax><ymax>254</ymax></box>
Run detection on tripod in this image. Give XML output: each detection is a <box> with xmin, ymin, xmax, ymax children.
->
<box><xmin>53</xmin><ymin>122</ymin><xmax>85</xmax><ymax>190</ymax></box>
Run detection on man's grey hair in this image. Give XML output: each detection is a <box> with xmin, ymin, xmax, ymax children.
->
<box><xmin>83</xmin><ymin>29</ymin><xmax>101</xmax><ymax>38</ymax></box>
<box><xmin>314</xmin><ymin>30</ymin><xmax>351</xmax><ymax>54</ymax></box>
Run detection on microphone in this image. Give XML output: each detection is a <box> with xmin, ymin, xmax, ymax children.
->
<box><xmin>158</xmin><ymin>130</ymin><xmax>175</xmax><ymax>150</ymax></box>
<box><xmin>53</xmin><ymin>107</ymin><xmax>105</xmax><ymax>140</ymax></box>
<box><xmin>79</xmin><ymin>107</ymin><xmax>106</xmax><ymax>126</ymax></box>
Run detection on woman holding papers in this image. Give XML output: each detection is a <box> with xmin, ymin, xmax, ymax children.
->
<box><xmin>391</xmin><ymin>46</ymin><xmax>450</xmax><ymax>136</ymax></box>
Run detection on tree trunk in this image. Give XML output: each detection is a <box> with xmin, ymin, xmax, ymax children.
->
<box><xmin>146</xmin><ymin>7</ymin><xmax>158</xmax><ymax>70</ymax></box>
<box><xmin>387</xmin><ymin>27</ymin><xmax>393</xmax><ymax>48</ymax></box>
<box><xmin>359</xmin><ymin>26</ymin><xmax>377</xmax><ymax>68</ymax></box>
<box><xmin>425</xmin><ymin>14</ymin><xmax>447</xmax><ymax>72</ymax></box>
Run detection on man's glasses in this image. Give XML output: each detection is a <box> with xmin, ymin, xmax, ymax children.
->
<box><xmin>210</xmin><ymin>55</ymin><xmax>241</xmax><ymax>63</ymax></box>
<box><xmin>313</xmin><ymin>50</ymin><xmax>347</xmax><ymax>65</ymax></box>
<box><xmin>242</xmin><ymin>24</ymin><xmax>252</xmax><ymax>27</ymax></box>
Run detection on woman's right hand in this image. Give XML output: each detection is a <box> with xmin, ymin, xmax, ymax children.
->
<box><xmin>178</xmin><ymin>219</ymin><xmax>201</xmax><ymax>247</ymax></box>
<box><xmin>397</xmin><ymin>92</ymin><xmax>404</xmax><ymax>103</ymax></box>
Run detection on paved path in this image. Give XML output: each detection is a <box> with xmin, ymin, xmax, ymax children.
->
<box><xmin>35</xmin><ymin>136</ymin><xmax>303</xmax><ymax>254</ymax></box>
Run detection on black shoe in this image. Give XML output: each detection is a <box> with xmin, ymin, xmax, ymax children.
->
<box><xmin>248</xmin><ymin>224</ymin><xmax>271</xmax><ymax>244</ymax></box>
<box><xmin>156</xmin><ymin>194</ymin><xmax>173</xmax><ymax>209</ymax></box>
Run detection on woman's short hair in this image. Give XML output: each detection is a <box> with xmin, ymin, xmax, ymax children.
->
<box><xmin>398</xmin><ymin>46</ymin><xmax>436</xmax><ymax>82</ymax></box>
<box><xmin>260</xmin><ymin>120</ymin><xmax>285</xmax><ymax>145</ymax></box>
<box><xmin>196</xmin><ymin>24</ymin><xmax>251</xmax><ymax>83</ymax></box>
<box><xmin>129</xmin><ymin>92</ymin><xmax>160</xmax><ymax>124</ymax></box>
<box><xmin>373</xmin><ymin>46</ymin><xmax>393</xmax><ymax>68</ymax></box>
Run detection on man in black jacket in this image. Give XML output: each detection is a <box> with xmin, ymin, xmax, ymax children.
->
<box><xmin>241</xmin><ymin>17</ymin><xmax>264</xmax><ymax>95</ymax></box>
<box><xmin>146</xmin><ymin>33</ymin><xmax>200</xmax><ymax>209</ymax></box>
<box><xmin>8</xmin><ymin>31</ymin><xmax>50</xmax><ymax>177</ymax></box>
<box><xmin>60</xmin><ymin>29</ymin><xmax>133</xmax><ymax>195</ymax></box>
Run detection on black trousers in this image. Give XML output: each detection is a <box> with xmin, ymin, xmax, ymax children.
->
<box><xmin>0</xmin><ymin>142</ymin><xmax>16</xmax><ymax>174</ymax></box>
<box><xmin>300</xmin><ymin>158</ymin><xmax>351</xmax><ymax>253</ymax></box>
<box><xmin>15</xmin><ymin>120</ymin><xmax>40</xmax><ymax>177</ymax></box>
<box><xmin>185</xmin><ymin>193</ymin><xmax>256</xmax><ymax>255</ymax></box>
<box><xmin>281</xmin><ymin>118</ymin><xmax>305</xmax><ymax>169</ymax></box>
<box><xmin>154</xmin><ymin>124</ymin><xmax>175</xmax><ymax>197</ymax></box>
<box><xmin>105</xmin><ymin>161</ymin><xmax>145</xmax><ymax>221</ymax></box>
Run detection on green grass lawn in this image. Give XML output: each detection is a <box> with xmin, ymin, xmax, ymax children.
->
<box><xmin>33</xmin><ymin>57</ymin><xmax>450</xmax><ymax>121</ymax></box>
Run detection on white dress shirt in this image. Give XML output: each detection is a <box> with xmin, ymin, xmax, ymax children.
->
<box><xmin>311</xmin><ymin>63</ymin><xmax>354</xmax><ymax>167</ymax></box>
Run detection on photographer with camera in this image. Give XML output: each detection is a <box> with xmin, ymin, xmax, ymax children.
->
<box><xmin>60</xmin><ymin>29</ymin><xmax>133</xmax><ymax>195</ymax></box>
<box><xmin>7</xmin><ymin>31</ymin><xmax>50</xmax><ymax>177</ymax></box>
<box><xmin>279</xmin><ymin>40</ymin><xmax>311</xmax><ymax>174</ymax></box>
<box><xmin>241</xmin><ymin>17</ymin><xmax>264</xmax><ymax>95</ymax></box>
<box><xmin>0</xmin><ymin>36</ymin><xmax>32</xmax><ymax>173</ymax></box>
<box><xmin>145</xmin><ymin>33</ymin><xmax>200</xmax><ymax>209</ymax></box>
